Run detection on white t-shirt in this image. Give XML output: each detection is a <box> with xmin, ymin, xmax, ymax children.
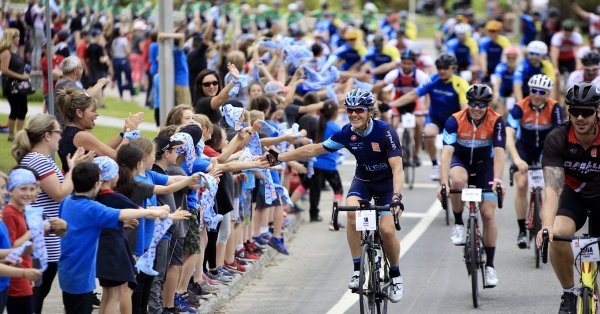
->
<box><xmin>566</xmin><ymin>70</ymin><xmax>600</xmax><ymax>90</ymax></box>
<box><xmin>383</xmin><ymin>68</ymin><xmax>430</xmax><ymax>101</ymax></box>
<box><xmin>589</xmin><ymin>13</ymin><xmax>600</xmax><ymax>37</ymax></box>
<box><xmin>550</xmin><ymin>31</ymin><xmax>583</xmax><ymax>59</ymax></box>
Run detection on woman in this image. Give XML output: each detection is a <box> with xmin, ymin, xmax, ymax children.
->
<box><xmin>0</xmin><ymin>28</ymin><xmax>30</xmax><ymax>141</ymax></box>
<box><xmin>193</xmin><ymin>64</ymin><xmax>240</xmax><ymax>124</ymax></box>
<box><xmin>111</xmin><ymin>27</ymin><xmax>136</xmax><ymax>99</ymax></box>
<box><xmin>165</xmin><ymin>104</ymin><xmax>195</xmax><ymax>127</ymax></box>
<box><xmin>11</xmin><ymin>114</ymin><xmax>88</xmax><ymax>313</ymax></box>
<box><xmin>56</xmin><ymin>87</ymin><xmax>144</xmax><ymax>172</ymax></box>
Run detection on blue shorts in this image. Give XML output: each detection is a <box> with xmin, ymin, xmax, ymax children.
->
<box><xmin>514</xmin><ymin>141</ymin><xmax>543</xmax><ymax>166</ymax></box>
<box><xmin>450</xmin><ymin>156</ymin><xmax>496</xmax><ymax>201</ymax></box>
<box><xmin>424</xmin><ymin>114</ymin><xmax>446</xmax><ymax>132</ymax></box>
<box><xmin>347</xmin><ymin>177</ymin><xmax>393</xmax><ymax>216</ymax></box>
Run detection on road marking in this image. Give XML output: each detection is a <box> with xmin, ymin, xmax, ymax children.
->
<box><xmin>401</xmin><ymin>212</ymin><xmax>427</xmax><ymax>218</ymax></box>
<box><xmin>326</xmin><ymin>200</ymin><xmax>442</xmax><ymax>314</ymax></box>
<box><xmin>342</xmin><ymin>182</ymin><xmax>439</xmax><ymax>189</ymax></box>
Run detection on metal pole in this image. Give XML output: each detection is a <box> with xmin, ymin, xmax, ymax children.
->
<box><xmin>158</xmin><ymin>0</ymin><xmax>174</xmax><ymax>127</ymax></box>
<box><xmin>44</xmin><ymin>0</ymin><xmax>54</xmax><ymax>116</ymax></box>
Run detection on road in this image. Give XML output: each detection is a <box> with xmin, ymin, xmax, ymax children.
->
<box><xmin>218</xmin><ymin>157</ymin><xmax>560</xmax><ymax>314</ymax></box>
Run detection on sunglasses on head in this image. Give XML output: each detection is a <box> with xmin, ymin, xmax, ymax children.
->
<box><xmin>568</xmin><ymin>107</ymin><xmax>597</xmax><ymax>118</ymax></box>
<box><xmin>346</xmin><ymin>107</ymin><xmax>368</xmax><ymax>114</ymax></box>
<box><xmin>467</xmin><ymin>101</ymin><xmax>489</xmax><ymax>109</ymax></box>
<box><xmin>202</xmin><ymin>81</ymin><xmax>219</xmax><ymax>87</ymax></box>
<box><xmin>530</xmin><ymin>88</ymin><xmax>548</xmax><ymax>96</ymax></box>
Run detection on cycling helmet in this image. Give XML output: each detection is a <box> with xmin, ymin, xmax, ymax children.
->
<box><xmin>402</xmin><ymin>49</ymin><xmax>419</xmax><ymax>62</ymax></box>
<box><xmin>581</xmin><ymin>51</ymin><xmax>600</xmax><ymax>66</ymax></box>
<box><xmin>565</xmin><ymin>83</ymin><xmax>600</xmax><ymax>107</ymax></box>
<box><xmin>364</xmin><ymin>2</ymin><xmax>378</xmax><ymax>12</ymax></box>
<box><xmin>454</xmin><ymin>23</ymin><xmax>472</xmax><ymax>36</ymax></box>
<box><xmin>526</xmin><ymin>41</ymin><xmax>548</xmax><ymax>56</ymax></box>
<box><xmin>528</xmin><ymin>74</ymin><xmax>553</xmax><ymax>91</ymax></box>
<box><xmin>435</xmin><ymin>53</ymin><xmax>458</xmax><ymax>68</ymax></box>
<box><xmin>408</xmin><ymin>42</ymin><xmax>423</xmax><ymax>55</ymax></box>
<box><xmin>373</xmin><ymin>35</ymin><xmax>385</xmax><ymax>46</ymax></box>
<box><xmin>344</xmin><ymin>29</ymin><xmax>360</xmax><ymax>40</ymax></box>
<box><xmin>345</xmin><ymin>88</ymin><xmax>375</xmax><ymax>108</ymax></box>
<box><xmin>504</xmin><ymin>46</ymin><xmax>519</xmax><ymax>56</ymax></box>
<box><xmin>466</xmin><ymin>84</ymin><xmax>493</xmax><ymax>102</ymax></box>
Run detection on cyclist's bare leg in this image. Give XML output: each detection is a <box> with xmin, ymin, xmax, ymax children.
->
<box><xmin>424</xmin><ymin>124</ymin><xmax>439</xmax><ymax>162</ymax></box>
<box><xmin>346</xmin><ymin>196</ymin><xmax>363</xmax><ymax>259</ymax></box>
<box><xmin>449</xmin><ymin>166</ymin><xmax>468</xmax><ymax>215</ymax></box>
<box><xmin>514</xmin><ymin>171</ymin><xmax>528</xmax><ymax>222</ymax></box>
<box><xmin>480</xmin><ymin>200</ymin><xmax>498</xmax><ymax>247</ymax></box>
<box><xmin>414</xmin><ymin>116</ymin><xmax>424</xmax><ymax>156</ymax></box>
<box><xmin>380</xmin><ymin>215</ymin><xmax>400</xmax><ymax>266</ymax></box>
<box><xmin>550</xmin><ymin>216</ymin><xmax>576</xmax><ymax>289</ymax></box>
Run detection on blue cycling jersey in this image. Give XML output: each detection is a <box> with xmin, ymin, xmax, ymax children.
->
<box><xmin>521</xmin><ymin>14</ymin><xmax>537</xmax><ymax>46</ymax></box>
<box><xmin>493</xmin><ymin>62</ymin><xmax>515</xmax><ymax>97</ymax></box>
<box><xmin>322</xmin><ymin>119</ymin><xmax>402</xmax><ymax>181</ymax></box>
<box><xmin>416</xmin><ymin>74</ymin><xmax>468</xmax><ymax>126</ymax></box>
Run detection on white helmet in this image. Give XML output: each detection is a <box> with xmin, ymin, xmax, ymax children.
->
<box><xmin>288</xmin><ymin>3</ymin><xmax>299</xmax><ymax>11</ymax></box>
<box><xmin>526</xmin><ymin>40</ymin><xmax>548</xmax><ymax>56</ymax></box>
<box><xmin>454</xmin><ymin>23</ymin><xmax>472</xmax><ymax>36</ymax></box>
<box><xmin>364</xmin><ymin>2</ymin><xmax>377</xmax><ymax>12</ymax></box>
<box><xmin>408</xmin><ymin>42</ymin><xmax>423</xmax><ymax>54</ymax></box>
<box><xmin>528</xmin><ymin>74</ymin><xmax>553</xmax><ymax>90</ymax></box>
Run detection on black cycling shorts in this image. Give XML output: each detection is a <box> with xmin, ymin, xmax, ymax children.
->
<box><xmin>557</xmin><ymin>186</ymin><xmax>600</xmax><ymax>236</ymax></box>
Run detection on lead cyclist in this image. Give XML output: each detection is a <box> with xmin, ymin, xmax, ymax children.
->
<box><xmin>265</xmin><ymin>88</ymin><xmax>405</xmax><ymax>303</ymax></box>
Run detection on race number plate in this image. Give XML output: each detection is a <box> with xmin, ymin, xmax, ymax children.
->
<box><xmin>528</xmin><ymin>169</ymin><xmax>544</xmax><ymax>188</ymax></box>
<box><xmin>461</xmin><ymin>188</ymin><xmax>482</xmax><ymax>202</ymax></box>
<box><xmin>506</xmin><ymin>97</ymin><xmax>516</xmax><ymax>111</ymax></box>
<box><xmin>401</xmin><ymin>113</ymin><xmax>416</xmax><ymax>129</ymax></box>
<box><xmin>356</xmin><ymin>210</ymin><xmax>377</xmax><ymax>231</ymax></box>
<box><xmin>435</xmin><ymin>134</ymin><xmax>443</xmax><ymax>150</ymax></box>
<box><xmin>571</xmin><ymin>238</ymin><xmax>600</xmax><ymax>262</ymax></box>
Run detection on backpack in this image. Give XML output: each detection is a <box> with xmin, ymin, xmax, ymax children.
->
<box><xmin>25</xmin><ymin>3</ymin><xmax>35</xmax><ymax>27</ymax></box>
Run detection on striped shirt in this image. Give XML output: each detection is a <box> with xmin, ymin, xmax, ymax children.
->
<box><xmin>21</xmin><ymin>152</ymin><xmax>63</xmax><ymax>262</ymax></box>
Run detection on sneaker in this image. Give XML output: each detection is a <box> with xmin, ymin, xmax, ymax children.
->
<box><xmin>559</xmin><ymin>292</ymin><xmax>577</xmax><ymax>314</ymax></box>
<box><xmin>206</xmin><ymin>270</ymin><xmax>232</xmax><ymax>284</ymax></box>
<box><xmin>183</xmin><ymin>292</ymin><xmax>200</xmax><ymax>307</ymax></box>
<box><xmin>188</xmin><ymin>282</ymin><xmax>210</xmax><ymax>297</ymax></box>
<box><xmin>268</xmin><ymin>236</ymin><xmax>290</xmax><ymax>255</ymax></box>
<box><xmin>174</xmin><ymin>293</ymin><xmax>197</xmax><ymax>313</ymax></box>
<box><xmin>451</xmin><ymin>224</ymin><xmax>465</xmax><ymax>245</ymax></box>
<box><xmin>252</xmin><ymin>236</ymin><xmax>268</xmax><ymax>246</ymax></box>
<box><xmin>484</xmin><ymin>266</ymin><xmax>498</xmax><ymax>287</ymax></box>
<box><xmin>93</xmin><ymin>292</ymin><xmax>101</xmax><ymax>308</ymax></box>
<box><xmin>202</xmin><ymin>273</ymin><xmax>220</xmax><ymax>286</ymax></box>
<box><xmin>236</xmin><ymin>248</ymin><xmax>260</xmax><ymax>261</ymax></box>
<box><xmin>348</xmin><ymin>271</ymin><xmax>360</xmax><ymax>289</ymax></box>
<box><xmin>388</xmin><ymin>275</ymin><xmax>403</xmax><ymax>303</ymax></box>
<box><xmin>217</xmin><ymin>265</ymin><xmax>237</xmax><ymax>277</ymax></box>
<box><xmin>414</xmin><ymin>155</ymin><xmax>421</xmax><ymax>167</ymax></box>
<box><xmin>517</xmin><ymin>231</ymin><xmax>527</xmax><ymax>249</ymax></box>
<box><xmin>225</xmin><ymin>259</ymin><xmax>246</xmax><ymax>273</ymax></box>
<box><xmin>162</xmin><ymin>307</ymin><xmax>177</xmax><ymax>314</ymax></box>
<box><xmin>430</xmin><ymin>165</ymin><xmax>440</xmax><ymax>181</ymax></box>
<box><xmin>260</xmin><ymin>232</ymin><xmax>272</xmax><ymax>241</ymax></box>
<box><xmin>289</xmin><ymin>204</ymin><xmax>305</xmax><ymax>214</ymax></box>
<box><xmin>235</xmin><ymin>256</ymin><xmax>249</xmax><ymax>265</ymax></box>
<box><xmin>245</xmin><ymin>241</ymin><xmax>264</xmax><ymax>255</ymax></box>
<box><xmin>200</xmin><ymin>280</ymin><xmax>219</xmax><ymax>293</ymax></box>
<box><xmin>310</xmin><ymin>215</ymin><xmax>323</xmax><ymax>222</ymax></box>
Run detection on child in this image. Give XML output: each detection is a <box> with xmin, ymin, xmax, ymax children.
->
<box><xmin>58</xmin><ymin>162</ymin><xmax>170</xmax><ymax>314</ymax></box>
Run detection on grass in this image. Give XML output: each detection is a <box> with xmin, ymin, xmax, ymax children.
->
<box><xmin>0</xmin><ymin>113</ymin><xmax>157</xmax><ymax>173</ymax></box>
<box><xmin>96</xmin><ymin>96</ymin><xmax>154</xmax><ymax>119</ymax></box>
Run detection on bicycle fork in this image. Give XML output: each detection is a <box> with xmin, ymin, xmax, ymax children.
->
<box><xmin>580</xmin><ymin>261</ymin><xmax>598</xmax><ymax>314</ymax></box>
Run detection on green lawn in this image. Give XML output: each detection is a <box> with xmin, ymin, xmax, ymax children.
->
<box><xmin>0</xmin><ymin>113</ymin><xmax>157</xmax><ymax>173</ymax></box>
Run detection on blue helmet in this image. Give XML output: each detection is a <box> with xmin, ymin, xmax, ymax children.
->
<box><xmin>345</xmin><ymin>88</ymin><xmax>375</xmax><ymax>108</ymax></box>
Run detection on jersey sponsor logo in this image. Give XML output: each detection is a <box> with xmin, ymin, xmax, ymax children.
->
<box><xmin>363</xmin><ymin>163</ymin><xmax>389</xmax><ymax>172</ymax></box>
<box><xmin>592</xmin><ymin>148</ymin><xmax>597</xmax><ymax>158</ymax></box>
<box><xmin>563</xmin><ymin>161</ymin><xmax>600</xmax><ymax>174</ymax></box>
<box><xmin>371</xmin><ymin>142</ymin><xmax>381</xmax><ymax>152</ymax></box>
<box><xmin>496</xmin><ymin>122</ymin><xmax>504</xmax><ymax>142</ymax></box>
<box><xmin>351</xmin><ymin>135</ymin><xmax>357</xmax><ymax>141</ymax></box>
<box><xmin>432</xmin><ymin>89</ymin><xmax>454</xmax><ymax>97</ymax></box>
<box><xmin>385</xmin><ymin>130</ymin><xmax>397</xmax><ymax>150</ymax></box>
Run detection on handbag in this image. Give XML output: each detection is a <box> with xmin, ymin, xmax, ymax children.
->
<box><xmin>10</xmin><ymin>79</ymin><xmax>35</xmax><ymax>95</ymax></box>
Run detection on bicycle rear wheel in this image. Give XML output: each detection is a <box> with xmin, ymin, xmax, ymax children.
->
<box><xmin>468</xmin><ymin>217</ymin><xmax>479</xmax><ymax>308</ymax></box>
<box><xmin>401</xmin><ymin>130</ymin><xmax>415</xmax><ymax>190</ymax></box>
<box><xmin>359</xmin><ymin>244</ymin><xmax>375</xmax><ymax>314</ymax></box>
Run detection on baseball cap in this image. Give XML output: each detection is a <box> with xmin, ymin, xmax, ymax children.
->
<box><xmin>264</xmin><ymin>81</ymin><xmax>288</xmax><ymax>95</ymax></box>
<box><xmin>179</xmin><ymin>124</ymin><xmax>203</xmax><ymax>146</ymax></box>
<box><xmin>154</xmin><ymin>136</ymin><xmax>184</xmax><ymax>154</ymax></box>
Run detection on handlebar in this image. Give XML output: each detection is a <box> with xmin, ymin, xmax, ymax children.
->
<box><xmin>440</xmin><ymin>184</ymin><xmax>503</xmax><ymax>210</ymax></box>
<box><xmin>541</xmin><ymin>228</ymin><xmax>599</xmax><ymax>264</ymax></box>
<box><xmin>332</xmin><ymin>201</ymin><xmax>401</xmax><ymax>232</ymax></box>
<box><xmin>509</xmin><ymin>165</ymin><xmax>543</xmax><ymax>187</ymax></box>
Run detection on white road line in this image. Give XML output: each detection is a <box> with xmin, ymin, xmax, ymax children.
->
<box><xmin>401</xmin><ymin>212</ymin><xmax>427</xmax><ymax>218</ymax></box>
<box><xmin>326</xmin><ymin>200</ymin><xmax>442</xmax><ymax>314</ymax></box>
<box><xmin>341</xmin><ymin>182</ymin><xmax>439</xmax><ymax>189</ymax></box>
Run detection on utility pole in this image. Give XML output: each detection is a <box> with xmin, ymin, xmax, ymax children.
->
<box><xmin>45</xmin><ymin>0</ymin><xmax>54</xmax><ymax>116</ymax></box>
<box><xmin>158</xmin><ymin>0</ymin><xmax>174</xmax><ymax>126</ymax></box>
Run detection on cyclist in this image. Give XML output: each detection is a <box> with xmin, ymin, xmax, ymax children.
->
<box><xmin>513</xmin><ymin>40</ymin><xmax>556</xmax><ymax>101</ymax></box>
<box><xmin>505</xmin><ymin>74</ymin><xmax>563</xmax><ymax>249</ymax></box>
<box><xmin>571</xmin><ymin>1</ymin><xmax>600</xmax><ymax>38</ymax></box>
<box><xmin>566</xmin><ymin>51</ymin><xmax>600</xmax><ymax>89</ymax></box>
<box><xmin>361</xmin><ymin>35</ymin><xmax>401</xmax><ymax>82</ymax></box>
<box><xmin>479</xmin><ymin>20</ymin><xmax>511</xmax><ymax>83</ymax></box>
<box><xmin>535</xmin><ymin>83</ymin><xmax>600</xmax><ymax>314</ymax></box>
<box><xmin>491</xmin><ymin>46</ymin><xmax>520</xmax><ymax>118</ymax></box>
<box><xmin>445</xmin><ymin>23</ymin><xmax>480</xmax><ymax>74</ymax></box>
<box><xmin>334</xmin><ymin>29</ymin><xmax>368</xmax><ymax>71</ymax></box>
<box><xmin>550</xmin><ymin>20</ymin><xmax>583</xmax><ymax>85</ymax></box>
<box><xmin>438</xmin><ymin>84</ymin><xmax>506</xmax><ymax>288</ymax></box>
<box><xmin>265</xmin><ymin>88</ymin><xmax>405</xmax><ymax>303</ymax></box>
<box><xmin>390</xmin><ymin>53</ymin><xmax>469</xmax><ymax>180</ymax></box>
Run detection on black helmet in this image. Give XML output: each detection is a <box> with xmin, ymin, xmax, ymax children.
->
<box><xmin>402</xmin><ymin>48</ymin><xmax>419</xmax><ymax>61</ymax></box>
<box><xmin>581</xmin><ymin>51</ymin><xmax>600</xmax><ymax>66</ymax></box>
<box><xmin>466</xmin><ymin>84</ymin><xmax>493</xmax><ymax>102</ymax></box>
<box><xmin>435</xmin><ymin>53</ymin><xmax>457</xmax><ymax>68</ymax></box>
<box><xmin>565</xmin><ymin>83</ymin><xmax>600</xmax><ymax>107</ymax></box>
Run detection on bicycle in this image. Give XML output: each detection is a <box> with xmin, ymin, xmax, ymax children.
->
<box><xmin>440</xmin><ymin>183</ymin><xmax>503</xmax><ymax>308</ymax></box>
<box><xmin>510</xmin><ymin>165</ymin><xmax>544</xmax><ymax>268</ymax></box>
<box><xmin>400</xmin><ymin>112</ymin><xmax>417</xmax><ymax>190</ymax></box>
<box><xmin>542</xmin><ymin>210</ymin><xmax>600</xmax><ymax>314</ymax></box>
<box><xmin>331</xmin><ymin>199</ymin><xmax>401</xmax><ymax>314</ymax></box>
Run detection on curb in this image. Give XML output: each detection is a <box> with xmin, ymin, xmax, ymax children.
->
<box><xmin>197</xmin><ymin>213</ymin><xmax>304</xmax><ymax>314</ymax></box>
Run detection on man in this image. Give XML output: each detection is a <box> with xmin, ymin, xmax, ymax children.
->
<box><xmin>265</xmin><ymin>88</ymin><xmax>405</xmax><ymax>303</ymax></box>
<box><xmin>333</xmin><ymin>29</ymin><xmax>367</xmax><ymax>71</ymax></box>
<box><xmin>505</xmin><ymin>75</ymin><xmax>563</xmax><ymax>248</ymax></box>
<box><xmin>445</xmin><ymin>23</ymin><xmax>480</xmax><ymax>73</ymax></box>
<box><xmin>566</xmin><ymin>51</ymin><xmax>600</xmax><ymax>89</ymax></box>
<box><xmin>438</xmin><ymin>84</ymin><xmax>506</xmax><ymax>287</ymax></box>
<box><xmin>513</xmin><ymin>40</ymin><xmax>556</xmax><ymax>101</ymax></box>
<box><xmin>55</xmin><ymin>56</ymin><xmax>109</xmax><ymax>99</ymax></box>
<box><xmin>491</xmin><ymin>46</ymin><xmax>519</xmax><ymax>118</ymax></box>
<box><xmin>479</xmin><ymin>20</ymin><xmax>511</xmax><ymax>82</ymax></box>
<box><xmin>361</xmin><ymin>35</ymin><xmax>400</xmax><ymax>82</ymax></box>
<box><xmin>535</xmin><ymin>83</ymin><xmax>600</xmax><ymax>314</ymax></box>
<box><xmin>571</xmin><ymin>2</ymin><xmax>600</xmax><ymax>38</ymax></box>
<box><xmin>391</xmin><ymin>53</ymin><xmax>469</xmax><ymax>180</ymax></box>
<box><xmin>550</xmin><ymin>20</ymin><xmax>583</xmax><ymax>76</ymax></box>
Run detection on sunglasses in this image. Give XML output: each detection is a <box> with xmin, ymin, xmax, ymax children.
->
<box><xmin>437</xmin><ymin>66</ymin><xmax>451</xmax><ymax>71</ymax></box>
<box><xmin>506</xmin><ymin>56</ymin><xmax>517</xmax><ymax>60</ymax></box>
<box><xmin>202</xmin><ymin>81</ymin><xmax>219</xmax><ymax>87</ymax></box>
<box><xmin>346</xmin><ymin>107</ymin><xmax>368</xmax><ymax>114</ymax></box>
<box><xmin>568</xmin><ymin>107</ymin><xmax>597</xmax><ymax>118</ymax></box>
<box><xmin>530</xmin><ymin>88</ymin><xmax>548</xmax><ymax>96</ymax></box>
<box><xmin>467</xmin><ymin>101</ymin><xmax>488</xmax><ymax>109</ymax></box>
<box><xmin>528</xmin><ymin>52</ymin><xmax>542</xmax><ymax>58</ymax></box>
<box><xmin>584</xmin><ymin>67</ymin><xmax>599</xmax><ymax>72</ymax></box>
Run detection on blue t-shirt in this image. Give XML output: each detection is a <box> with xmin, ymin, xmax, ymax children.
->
<box><xmin>153</xmin><ymin>73</ymin><xmax>160</xmax><ymax>109</ymax></box>
<box><xmin>0</xmin><ymin>222</ymin><xmax>11</xmax><ymax>291</ymax></box>
<box><xmin>183</xmin><ymin>157</ymin><xmax>211</xmax><ymax>210</ymax></box>
<box><xmin>174</xmin><ymin>47</ymin><xmax>189</xmax><ymax>86</ymax></box>
<box><xmin>334</xmin><ymin>44</ymin><xmax>363</xmax><ymax>71</ymax></box>
<box><xmin>315</xmin><ymin>121</ymin><xmax>342</xmax><ymax>171</ymax></box>
<box><xmin>58</xmin><ymin>195</ymin><xmax>120</xmax><ymax>294</ymax></box>
<box><xmin>149</xmin><ymin>42</ymin><xmax>159</xmax><ymax>76</ymax></box>
<box><xmin>323</xmin><ymin>119</ymin><xmax>402</xmax><ymax>181</ymax></box>
<box><xmin>479</xmin><ymin>36</ymin><xmax>506</xmax><ymax>73</ymax></box>
<box><xmin>521</xmin><ymin>14</ymin><xmax>537</xmax><ymax>46</ymax></box>
<box><xmin>135</xmin><ymin>170</ymin><xmax>168</xmax><ymax>256</ymax></box>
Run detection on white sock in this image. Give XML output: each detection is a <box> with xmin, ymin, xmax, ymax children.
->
<box><xmin>260</xmin><ymin>227</ymin><xmax>269</xmax><ymax>234</ymax></box>
<box><xmin>563</xmin><ymin>286</ymin><xmax>577</xmax><ymax>294</ymax></box>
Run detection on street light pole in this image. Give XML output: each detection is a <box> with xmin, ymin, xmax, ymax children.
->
<box><xmin>45</xmin><ymin>0</ymin><xmax>54</xmax><ymax>116</ymax></box>
<box><xmin>158</xmin><ymin>0</ymin><xmax>174</xmax><ymax>127</ymax></box>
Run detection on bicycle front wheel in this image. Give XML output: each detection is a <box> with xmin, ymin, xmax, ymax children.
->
<box><xmin>359</xmin><ymin>244</ymin><xmax>375</xmax><ymax>314</ymax></box>
<box><xmin>579</xmin><ymin>286</ymin><xmax>593</xmax><ymax>314</ymax></box>
<box><xmin>401</xmin><ymin>130</ymin><xmax>415</xmax><ymax>190</ymax></box>
<box><xmin>533</xmin><ymin>191</ymin><xmax>542</xmax><ymax>268</ymax></box>
<box><xmin>469</xmin><ymin>217</ymin><xmax>479</xmax><ymax>308</ymax></box>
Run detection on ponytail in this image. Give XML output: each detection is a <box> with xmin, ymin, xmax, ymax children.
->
<box><xmin>114</xmin><ymin>144</ymin><xmax>144</xmax><ymax>198</ymax></box>
<box><xmin>11</xmin><ymin>114</ymin><xmax>58</xmax><ymax>163</ymax></box>
<box><xmin>315</xmin><ymin>100</ymin><xmax>338</xmax><ymax>143</ymax></box>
